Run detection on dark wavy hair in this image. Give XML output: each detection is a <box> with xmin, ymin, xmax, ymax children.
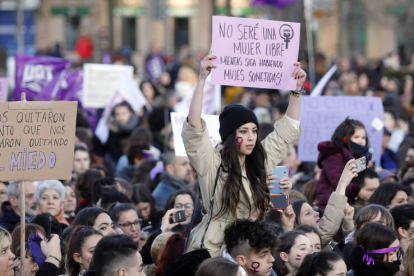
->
<box><xmin>109</xmin><ymin>203</ymin><xmax>138</xmax><ymax>223</ymax></box>
<box><xmin>125</xmin><ymin>126</ymin><xmax>152</xmax><ymax>165</ymax></box>
<box><xmin>111</xmin><ymin>102</ymin><xmax>134</xmax><ymax>116</ymax></box>
<box><xmin>390</xmin><ymin>204</ymin><xmax>414</xmax><ymax>235</ymax></box>
<box><xmin>132</xmin><ymin>184</ymin><xmax>156</xmax><ymax>218</ymax></box>
<box><xmin>296</xmin><ymin>251</ymin><xmax>344</xmax><ymax>276</ymax></box>
<box><xmin>331</xmin><ymin>117</ymin><xmax>369</xmax><ymax>153</ymax></box>
<box><xmin>75</xmin><ymin>169</ymin><xmax>103</xmax><ymax>201</ymax></box>
<box><xmin>295</xmin><ymin>224</ymin><xmax>322</xmax><ymax>249</ymax></box>
<box><xmin>292</xmin><ymin>200</ymin><xmax>306</xmax><ymax>227</ymax></box>
<box><xmin>72</xmin><ymin>207</ymin><xmax>107</xmax><ymax>227</ymax></box>
<box><xmin>224</xmin><ymin>219</ymin><xmax>277</xmax><ymax>258</ymax></box>
<box><xmin>355</xmin><ymin>222</ymin><xmax>398</xmax><ymax>262</ymax></box>
<box><xmin>164</xmin><ymin>189</ymin><xmax>196</xmax><ymax>213</ymax></box>
<box><xmin>353</xmin><ymin>204</ymin><xmax>395</xmax><ymax>243</ymax></box>
<box><xmin>274</xmin><ymin>230</ymin><xmax>307</xmax><ymax>276</ymax></box>
<box><xmin>368</xmin><ymin>182</ymin><xmax>410</xmax><ymax>207</ymax></box>
<box><xmin>218</xmin><ymin>130</ymin><xmax>269</xmax><ymax>220</ymax></box>
<box><xmin>66</xmin><ymin>226</ymin><xmax>103</xmax><ymax>276</ymax></box>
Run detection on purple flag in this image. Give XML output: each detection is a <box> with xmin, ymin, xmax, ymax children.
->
<box><xmin>13</xmin><ymin>53</ymin><xmax>72</xmax><ymax>101</ymax></box>
<box><xmin>145</xmin><ymin>55</ymin><xmax>166</xmax><ymax>83</ymax></box>
<box><xmin>252</xmin><ymin>0</ymin><xmax>298</xmax><ymax>9</ymax></box>
<box><xmin>57</xmin><ymin>69</ymin><xmax>83</xmax><ymax>102</ymax></box>
<box><xmin>57</xmin><ymin>69</ymin><xmax>99</xmax><ymax>130</ymax></box>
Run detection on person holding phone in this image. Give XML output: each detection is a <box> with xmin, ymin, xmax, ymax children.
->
<box><xmin>291</xmin><ymin>160</ymin><xmax>357</xmax><ymax>249</ymax></box>
<box><xmin>182</xmin><ymin>55</ymin><xmax>306</xmax><ymax>257</ymax></box>
<box><xmin>317</xmin><ymin>118</ymin><xmax>371</xmax><ymax>210</ymax></box>
<box><xmin>164</xmin><ymin>189</ymin><xmax>198</xmax><ymax>237</ymax></box>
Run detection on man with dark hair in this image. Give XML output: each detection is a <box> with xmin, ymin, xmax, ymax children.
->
<box><xmin>152</xmin><ymin>151</ymin><xmax>192</xmax><ymax>208</ymax></box>
<box><xmin>355</xmin><ymin>168</ymin><xmax>380</xmax><ymax>206</ymax></box>
<box><xmin>390</xmin><ymin>204</ymin><xmax>414</xmax><ymax>253</ymax></box>
<box><xmin>224</xmin><ymin>220</ymin><xmax>277</xmax><ymax>276</ymax></box>
<box><xmin>93</xmin><ymin>234</ymin><xmax>146</xmax><ymax>276</ymax></box>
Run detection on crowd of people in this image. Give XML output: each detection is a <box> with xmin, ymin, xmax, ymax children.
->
<box><xmin>2</xmin><ymin>43</ymin><xmax>414</xmax><ymax>276</ymax></box>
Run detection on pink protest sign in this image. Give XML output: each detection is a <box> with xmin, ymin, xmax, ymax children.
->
<box><xmin>211</xmin><ymin>16</ymin><xmax>300</xmax><ymax>90</ymax></box>
<box><xmin>0</xmin><ymin>78</ymin><xmax>8</xmax><ymax>102</ymax></box>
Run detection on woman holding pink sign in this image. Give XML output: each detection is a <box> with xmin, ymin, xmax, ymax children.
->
<box><xmin>181</xmin><ymin>54</ymin><xmax>306</xmax><ymax>257</ymax></box>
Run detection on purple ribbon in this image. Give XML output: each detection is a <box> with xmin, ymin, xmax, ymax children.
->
<box><xmin>150</xmin><ymin>162</ymin><xmax>164</xmax><ymax>181</ymax></box>
<box><xmin>360</xmin><ymin>245</ymin><xmax>400</xmax><ymax>266</ymax></box>
<box><xmin>76</xmin><ymin>227</ymin><xmax>88</xmax><ymax>235</ymax></box>
<box><xmin>28</xmin><ymin>233</ymin><xmax>45</xmax><ymax>267</ymax></box>
<box><xmin>142</xmin><ymin>150</ymin><xmax>154</xmax><ymax>160</ymax></box>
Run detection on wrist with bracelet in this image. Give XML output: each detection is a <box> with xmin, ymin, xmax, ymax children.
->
<box><xmin>47</xmin><ymin>255</ymin><xmax>61</xmax><ymax>263</ymax></box>
<box><xmin>290</xmin><ymin>86</ymin><xmax>306</xmax><ymax>98</ymax></box>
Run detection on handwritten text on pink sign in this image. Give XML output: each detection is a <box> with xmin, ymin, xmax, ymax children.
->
<box><xmin>211</xmin><ymin>16</ymin><xmax>300</xmax><ymax>90</ymax></box>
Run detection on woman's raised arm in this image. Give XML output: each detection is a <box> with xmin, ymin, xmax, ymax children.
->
<box><xmin>188</xmin><ymin>55</ymin><xmax>217</xmax><ymax>129</ymax></box>
<box><xmin>285</xmin><ymin>62</ymin><xmax>307</xmax><ymax>121</ymax></box>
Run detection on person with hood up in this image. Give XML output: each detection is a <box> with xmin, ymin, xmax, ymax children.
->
<box><xmin>317</xmin><ymin>118</ymin><xmax>372</xmax><ymax>210</ymax></box>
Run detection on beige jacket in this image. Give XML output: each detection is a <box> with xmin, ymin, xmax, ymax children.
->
<box><xmin>319</xmin><ymin>192</ymin><xmax>349</xmax><ymax>249</ymax></box>
<box><xmin>181</xmin><ymin>116</ymin><xmax>302</xmax><ymax>257</ymax></box>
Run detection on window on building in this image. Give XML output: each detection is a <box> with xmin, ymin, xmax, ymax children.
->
<box><xmin>174</xmin><ymin>18</ymin><xmax>189</xmax><ymax>52</ymax></box>
<box><xmin>66</xmin><ymin>16</ymin><xmax>80</xmax><ymax>51</ymax></box>
<box><xmin>122</xmin><ymin>17</ymin><xmax>137</xmax><ymax>51</ymax></box>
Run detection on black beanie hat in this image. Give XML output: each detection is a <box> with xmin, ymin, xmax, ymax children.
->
<box><xmin>219</xmin><ymin>105</ymin><xmax>259</xmax><ymax>142</ymax></box>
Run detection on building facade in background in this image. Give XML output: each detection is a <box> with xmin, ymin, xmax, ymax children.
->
<box><xmin>0</xmin><ymin>0</ymin><xmax>412</xmax><ymax>67</ymax></box>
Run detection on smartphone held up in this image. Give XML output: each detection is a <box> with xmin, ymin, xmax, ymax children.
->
<box><xmin>354</xmin><ymin>157</ymin><xmax>367</xmax><ymax>173</ymax></box>
<box><xmin>270</xmin><ymin>166</ymin><xmax>288</xmax><ymax>194</ymax></box>
<box><xmin>270</xmin><ymin>194</ymin><xmax>289</xmax><ymax>210</ymax></box>
<box><xmin>169</xmin><ymin>209</ymin><xmax>186</xmax><ymax>224</ymax></box>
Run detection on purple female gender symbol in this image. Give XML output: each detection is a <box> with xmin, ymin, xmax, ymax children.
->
<box><xmin>250</xmin><ymin>262</ymin><xmax>260</xmax><ymax>273</ymax></box>
<box><xmin>236</xmin><ymin>137</ymin><xmax>243</xmax><ymax>150</ymax></box>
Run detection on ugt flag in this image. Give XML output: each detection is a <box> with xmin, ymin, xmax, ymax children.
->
<box><xmin>13</xmin><ymin>54</ymin><xmax>72</xmax><ymax>101</ymax></box>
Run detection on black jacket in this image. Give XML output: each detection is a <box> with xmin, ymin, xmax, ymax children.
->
<box><xmin>0</xmin><ymin>201</ymin><xmax>20</xmax><ymax>233</ymax></box>
<box><xmin>35</xmin><ymin>262</ymin><xmax>59</xmax><ymax>276</ymax></box>
<box><xmin>140</xmin><ymin>228</ymin><xmax>162</xmax><ymax>265</ymax></box>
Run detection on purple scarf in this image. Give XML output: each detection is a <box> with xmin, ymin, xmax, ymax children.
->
<box><xmin>28</xmin><ymin>233</ymin><xmax>45</xmax><ymax>267</ymax></box>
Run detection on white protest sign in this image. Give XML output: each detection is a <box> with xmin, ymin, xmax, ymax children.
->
<box><xmin>174</xmin><ymin>75</ymin><xmax>221</xmax><ymax>114</ymax></box>
<box><xmin>0</xmin><ymin>101</ymin><xmax>77</xmax><ymax>181</ymax></box>
<box><xmin>95</xmin><ymin>74</ymin><xmax>148</xmax><ymax>143</ymax></box>
<box><xmin>0</xmin><ymin>78</ymin><xmax>7</xmax><ymax>102</ymax></box>
<box><xmin>211</xmin><ymin>16</ymin><xmax>300</xmax><ymax>90</ymax></box>
<box><xmin>171</xmin><ymin>112</ymin><xmax>221</xmax><ymax>157</ymax></box>
<box><xmin>298</xmin><ymin>96</ymin><xmax>383</xmax><ymax>162</ymax></box>
<box><xmin>310</xmin><ymin>65</ymin><xmax>337</xmax><ymax>97</ymax></box>
<box><xmin>82</xmin><ymin>64</ymin><xmax>134</xmax><ymax>108</ymax></box>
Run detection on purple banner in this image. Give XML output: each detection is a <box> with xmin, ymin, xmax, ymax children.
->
<box><xmin>13</xmin><ymin>53</ymin><xmax>72</xmax><ymax>101</ymax></box>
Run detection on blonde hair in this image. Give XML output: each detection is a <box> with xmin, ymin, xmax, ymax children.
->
<box><xmin>404</xmin><ymin>233</ymin><xmax>414</xmax><ymax>276</ymax></box>
<box><xmin>0</xmin><ymin>226</ymin><xmax>12</xmax><ymax>251</ymax></box>
<box><xmin>150</xmin><ymin>232</ymin><xmax>174</xmax><ymax>265</ymax></box>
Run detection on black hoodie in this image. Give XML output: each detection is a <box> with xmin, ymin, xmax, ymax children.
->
<box><xmin>0</xmin><ymin>201</ymin><xmax>20</xmax><ymax>233</ymax></box>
